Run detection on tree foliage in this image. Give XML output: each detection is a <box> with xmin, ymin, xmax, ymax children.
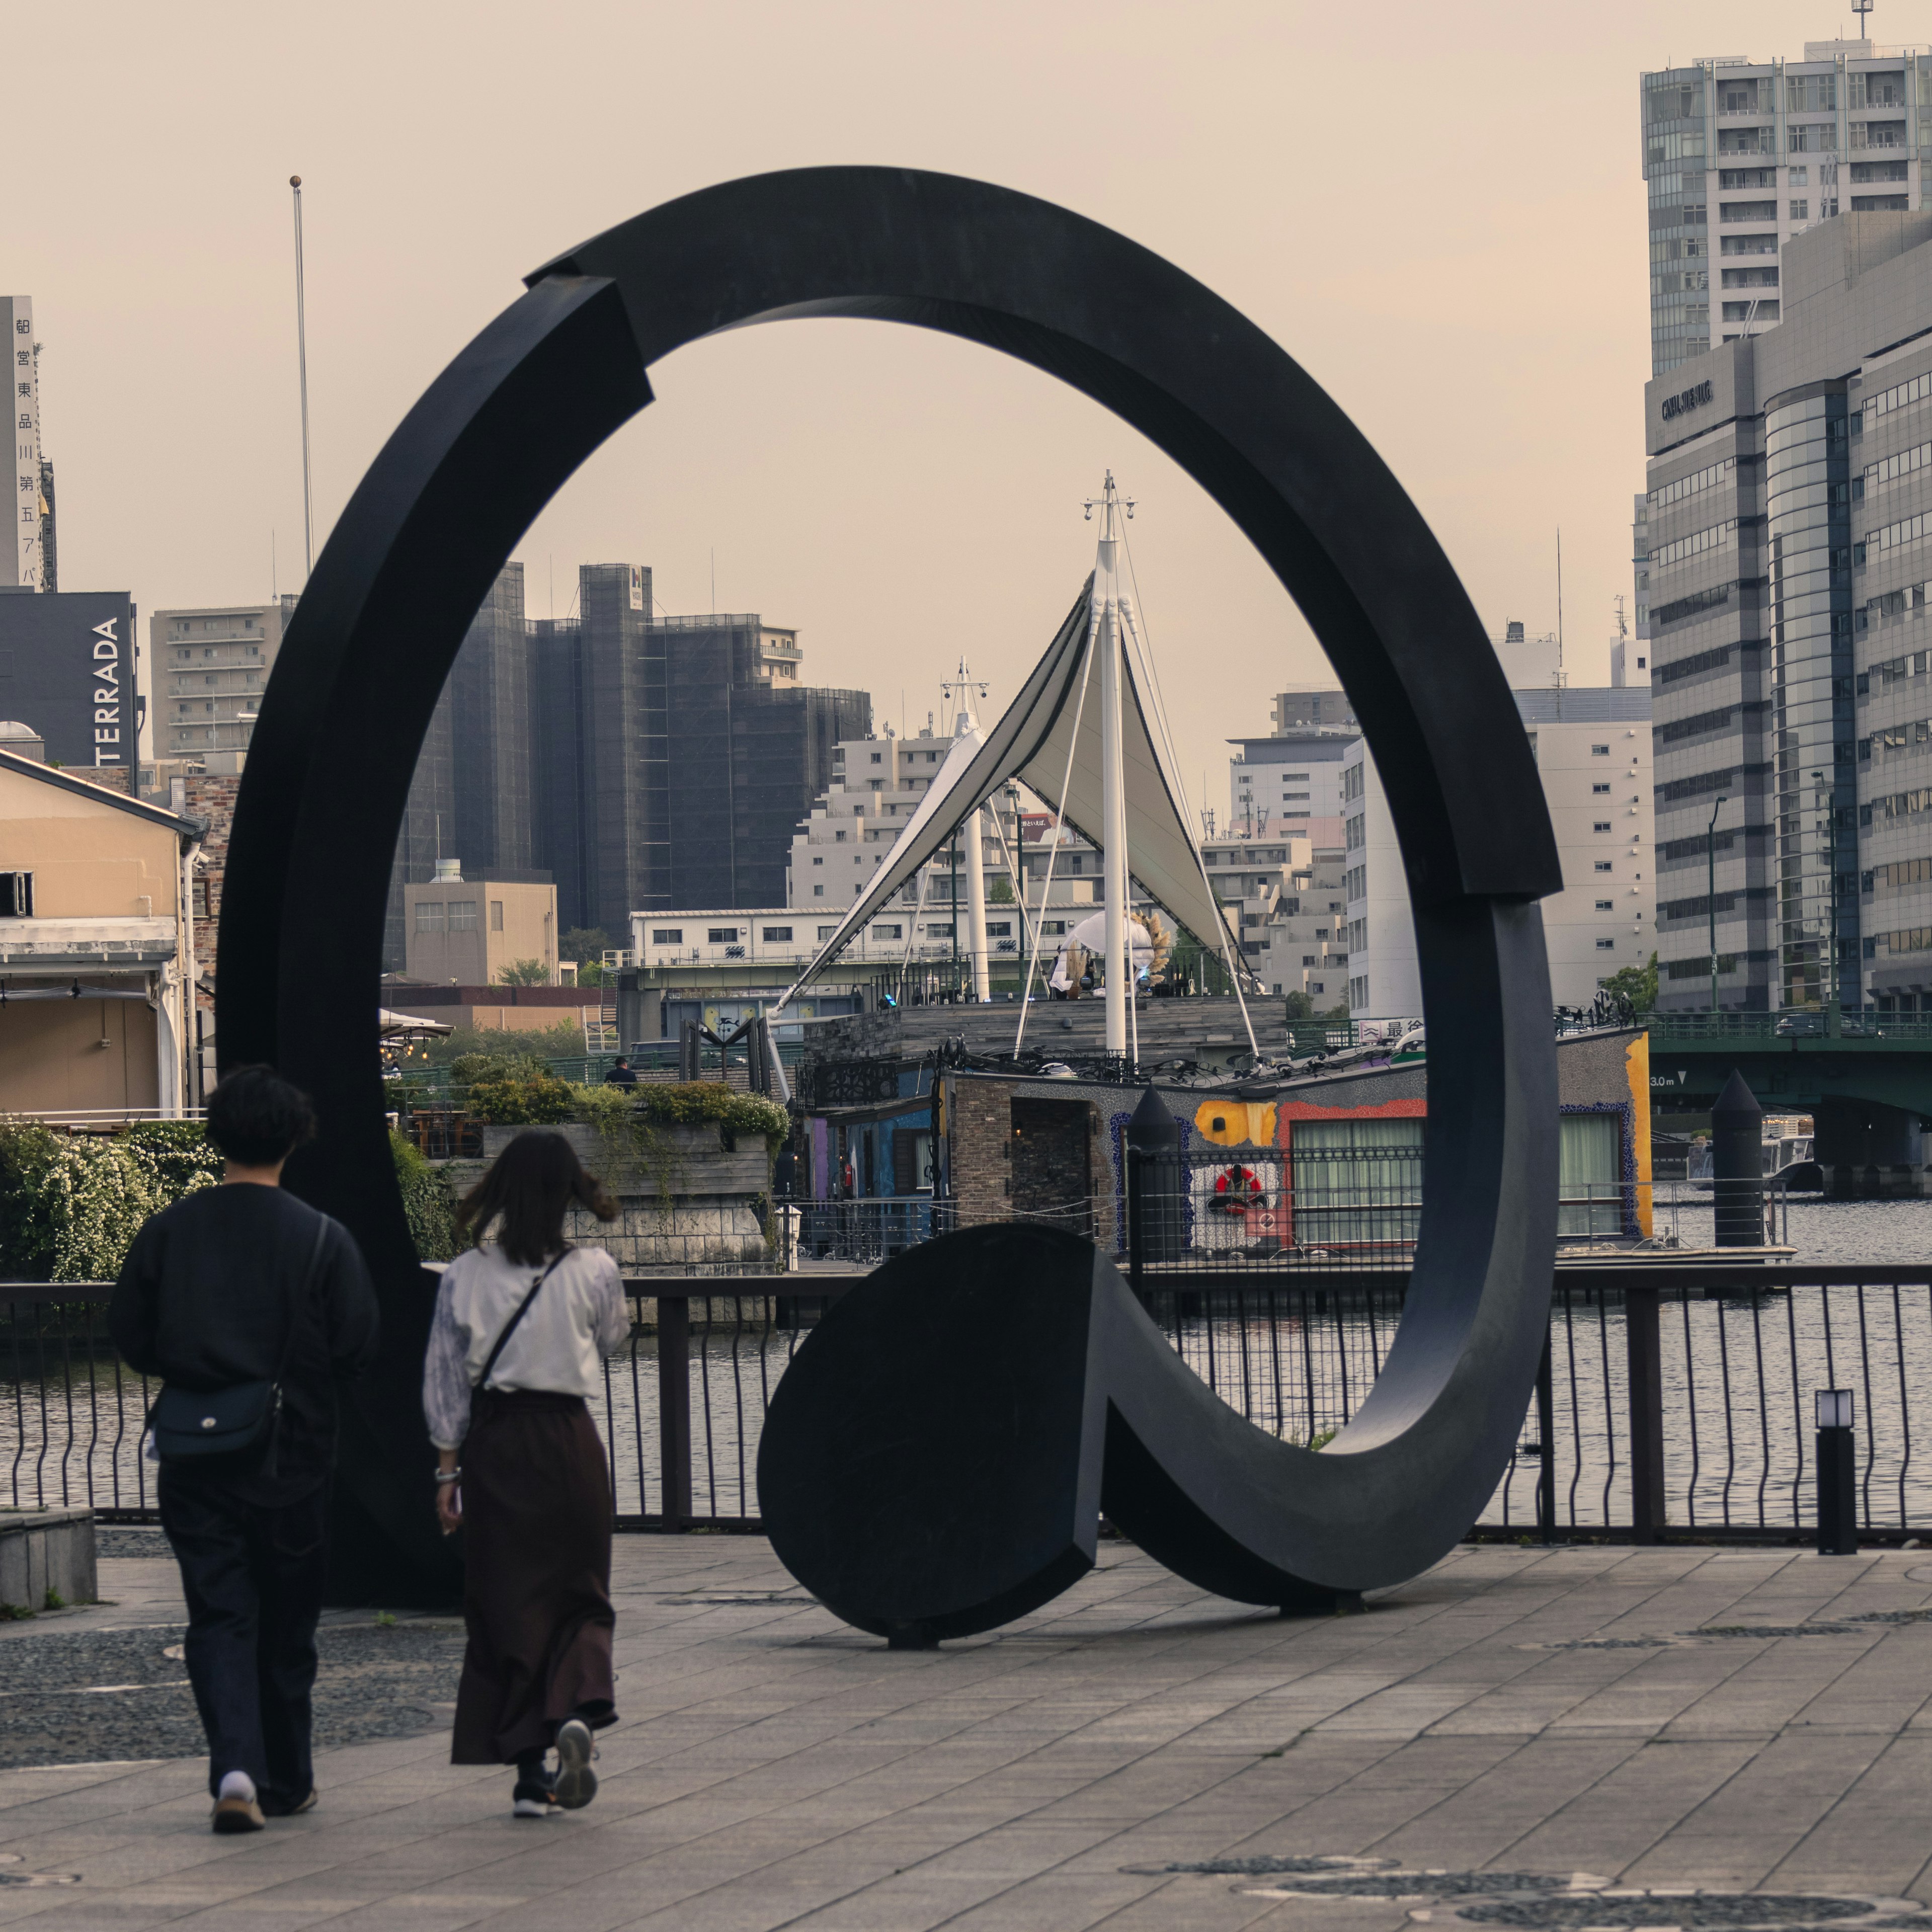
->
<box><xmin>558</xmin><ymin>927</ymin><xmax>611</xmax><ymax>963</ymax></box>
<box><xmin>1596</xmin><ymin>951</ymin><xmax>1659</xmax><ymax>1016</ymax></box>
<box><xmin>497</xmin><ymin>958</ymin><xmax>551</xmax><ymax>987</ymax></box>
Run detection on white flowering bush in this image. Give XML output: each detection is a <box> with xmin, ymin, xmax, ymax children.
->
<box><xmin>0</xmin><ymin>1121</ymin><xmax>222</xmax><ymax>1282</ymax></box>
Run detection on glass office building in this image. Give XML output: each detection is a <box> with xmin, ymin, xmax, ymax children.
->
<box><xmin>1645</xmin><ymin>210</ymin><xmax>1932</xmax><ymax>1014</ymax></box>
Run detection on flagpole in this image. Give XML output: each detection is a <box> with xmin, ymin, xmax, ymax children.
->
<box><xmin>1097</xmin><ymin>473</ymin><xmax>1130</xmax><ymax>1059</ymax></box>
<box><xmin>291</xmin><ymin>176</ymin><xmax>314</xmax><ymax>580</ymax></box>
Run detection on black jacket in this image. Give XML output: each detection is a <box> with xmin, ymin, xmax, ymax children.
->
<box><xmin>110</xmin><ymin>1184</ymin><xmax>381</xmax><ymax>1503</ymax></box>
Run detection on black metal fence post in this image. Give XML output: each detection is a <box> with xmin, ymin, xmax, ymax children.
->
<box><xmin>1127</xmin><ymin>1148</ymin><xmax>1146</xmax><ymax>1293</ymax></box>
<box><xmin>1536</xmin><ymin>1323</ymin><xmax>1556</xmax><ymax>1545</ymax></box>
<box><xmin>659</xmin><ymin>1292</ymin><xmax>692</xmax><ymax>1530</ymax></box>
<box><xmin>1627</xmin><ymin>1283</ymin><xmax>1666</xmax><ymax>1542</ymax></box>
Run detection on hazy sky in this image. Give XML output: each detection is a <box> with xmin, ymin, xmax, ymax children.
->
<box><xmin>9</xmin><ymin>1</ymin><xmax>1895</xmax><ymax>819</ymax></box>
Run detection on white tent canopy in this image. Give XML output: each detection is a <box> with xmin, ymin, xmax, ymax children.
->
<box><xmin>775</xmin><ymin>578</ymin><xmax>1241</xmax><ymax>1012</ymax></box>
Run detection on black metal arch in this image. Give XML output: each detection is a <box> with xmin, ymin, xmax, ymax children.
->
<box><xmin>219</xmin><ymin>168</ymin><xmax>1560</xmax><ymax>1604</ymax></box>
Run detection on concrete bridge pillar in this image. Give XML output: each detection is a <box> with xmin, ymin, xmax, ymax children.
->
<box><xmin>1813</xmin><ymin>1097</ymin><xmax>1930</xmax><ymax>1198</ymax></box>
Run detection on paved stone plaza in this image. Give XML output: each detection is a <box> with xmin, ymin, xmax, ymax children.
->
<box><xmin>0</xmin><ymin>1536</ymin><xmax>1927</xmax><ymax>1926</ymax></box>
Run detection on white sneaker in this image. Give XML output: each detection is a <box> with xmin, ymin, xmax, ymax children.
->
<box><xmin>551</xmin><ymin>1719</ymin><xmax>597</xmax><ymax>1811</ymax></box>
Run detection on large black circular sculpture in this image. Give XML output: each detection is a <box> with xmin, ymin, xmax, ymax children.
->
<box><xmin>218</xmin><ymin>168</ymin><xmax>1561</xmax><ymax>1608</ymax></box>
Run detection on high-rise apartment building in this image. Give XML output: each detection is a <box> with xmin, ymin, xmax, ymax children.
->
<box><xmin>149</xmin><ymin>599</ymin><xmax>298</xmax><ymax>763</ymax></box>
<box><xmin>1643</xmin><ymin>209</ymin><xmax>1932</xmax><ymax>1017</ymax></box>
<box><xmin>1228</xmin><ymin>723</ymin><xmax>1354</xmax><ymax>835</ymax></box>
<box><xmin>4</xmin><ymin>297</ymin><xmax>42</xmax><ymax>591</ymax></box>
<box><xmin>1343</xmin><ymin>688</ymin><xmax>1655</xmax><ymax>1017</ymax></box>
<box><xmin>1643</xmin><ymin>39</ymin><xmax>1927</xmax><ymax>377</ymax></box>
<box><xmin>383</xmin><ymin>562</ymin><xmax>870</xmax><ymax>969</ymax></box>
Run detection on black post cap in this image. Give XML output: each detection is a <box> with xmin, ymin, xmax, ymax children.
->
<box><xmin>1712</xmin><ymin>1067</ymin><xmax>1762</xmax><ymax>1126</ymax></box>
<box><xmin>1126</xmin><ymin>1083</ymin><xmax>1180</xmax><ymax>1149</ymax></box>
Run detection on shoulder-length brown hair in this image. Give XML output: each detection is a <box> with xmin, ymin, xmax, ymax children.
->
<box><xmin>456</xmin><ymin>1130</ymin><xmax>617</xmax><ymax>1266</ymax></box>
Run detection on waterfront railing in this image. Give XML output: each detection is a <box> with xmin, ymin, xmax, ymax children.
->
<box><xmin>7</xmin><ymin>1264</ymin><xmax>1932</xmax><ymax>1546</ymax></box>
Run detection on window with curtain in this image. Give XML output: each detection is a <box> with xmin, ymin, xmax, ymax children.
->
<box><xmin>1288</xmin><ymin>1118</ymin><xmax>1424</xmax><ymax>1253</ymax></box>
<box><xmin>1558</xmin><ymin>1112</ymin><xmax>1624</xmax><ymax>1237</ymax></box>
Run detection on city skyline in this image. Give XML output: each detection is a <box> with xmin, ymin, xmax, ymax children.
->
<box><xmin>6</xmin><ymin>0</ymin><xmax>1863</xmax><ymax>811</ymax></box>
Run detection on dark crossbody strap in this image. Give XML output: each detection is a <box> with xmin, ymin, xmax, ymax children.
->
<box><xmin>276</xmin><ymin>1216</ymin><xmax>332</xmax><ymax>1393</ymax></box>
<box><xmin>476</xmin><ymin>1249</ymin><xmax>570</xmax><ymax>1392</ymax></box>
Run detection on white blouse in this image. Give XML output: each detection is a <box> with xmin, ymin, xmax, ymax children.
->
<box><xmin>422</xmin><ymin>1243</ymin><xmax>629</xmax><ymax>1450</ymax></box>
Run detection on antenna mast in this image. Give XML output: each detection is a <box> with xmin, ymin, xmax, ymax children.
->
<box><xmin>1084</xmin><ymin>472</ymin><xmax>1135</xmax><ymax>1058</ymax></box>
<box><xmin>290</xmin><ymin>177</ymin><xmax>314</xmax><ymax>581</ymax></box>
<box><xmin>941</xmin><ymin>661</ymin><xmax>992</xmax><ymax>1003</ymax></box>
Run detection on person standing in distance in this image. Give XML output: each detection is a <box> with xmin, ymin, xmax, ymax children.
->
<box><xmin>423</xmin><ymin>1130</ymin><xmax>625</xmax><ymax>1818</ymax></box>
<box><xmin>110</xmin><ymin>1065</ymin><xmax>380</xmax><ymax>1834</ymax></box>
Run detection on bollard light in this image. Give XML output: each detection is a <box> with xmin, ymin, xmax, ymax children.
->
<box><xmin>1815</xmin><ymin>1388</ymin><xmax>1859</xmax><ymax>1556</ymax></box>
<box><xmin>1816</xmin><ymin>1389</ymin><xmax>1855</xmax><ymax>1430</ymax></box>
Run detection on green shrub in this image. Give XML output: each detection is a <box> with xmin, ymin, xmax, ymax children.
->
<box><xmin>449</xmin><ymin>1050</ymin><xmax>547</xmax><ymax>1088</ymax></box>
<box><xmin>0</xmin><ymin>1121</ymin><xmax>61</xmax><ymax>1280</ymax></box>
<box><xmin>419</xmin><ymin>1022</ymin><xmax>590</xmax><ymax>1069</ymax></box>
<box><xmin>390</xmin><ymin>1131</ymin><xmax>457</xmax><ymax>1261</ymax></box>
<box><xmin>464</xmin><ymin>1075</ymin><xmax>577</xmax><ymax>1125</ymax></box>
<box><xmin>0</xmin><ymin>1118</ymin><xmax>220</xmax><ymax>1282</ymax></box>
<box><xmin>633</xmin><ymin>1082</ymin><xmax>788</xmax><ymax>1145</ymax></box>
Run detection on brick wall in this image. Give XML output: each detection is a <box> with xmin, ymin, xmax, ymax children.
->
<box><xmin>181</xmin><ymin>776</ymin><xmax>242</xmax><ymax>1007</ymax></box>
<box><xmin>944</xmin><ymin>1076</ymin><xmax>1119</xmax><ymax>1246</ymax></box>
<box><xmin>947</xmin><ymin>1075</ymin><xmax>1015</xmax><ymax>1229</ymax></box>
<box><xmin>1011</xmin><ymin>1098</ymin><xmax>1093</xmax><ymax>1222</ymax></box>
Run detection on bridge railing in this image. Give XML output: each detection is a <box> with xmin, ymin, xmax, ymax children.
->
<box><xmin>1646</xmin><ymin>1010</ymin><xmax>1932</xmax><ymax>1042</ymax></box>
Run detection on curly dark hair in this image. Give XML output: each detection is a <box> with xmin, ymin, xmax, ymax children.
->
<box><xmin>456</xmin><ymin>1130</ymin><xmax>617</xmax><ymax>1265</ymax></box>
<box><xmin>204</xmin><ymin>1064</ymin><xmax>317</xmax><ymax>1168</ymax></box>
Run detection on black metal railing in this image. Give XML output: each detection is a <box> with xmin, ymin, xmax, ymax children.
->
<box><xmin>13</xmin><ymin>1264</ymin><xmax>1932</xmax><ymax>1545</ymax></box>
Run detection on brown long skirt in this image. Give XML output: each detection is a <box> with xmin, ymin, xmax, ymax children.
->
<box><xmin>451</xmin><ymin>1388</ymin><xmax>616</xmax><ymax>1765</ymax></box>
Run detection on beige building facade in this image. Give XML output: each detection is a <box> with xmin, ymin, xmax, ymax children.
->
<box><xmin>150</xmin><ymin>598</ymin><xmax>296</xmax><ymax>763</ymax></box>
<box><xmin>0</xmin><ymin>748</ymin><xmax>201</xmax><ymax>1116</ymax></box>
<box><xmin>404</xmin><ymin>873</ymin><xmax>559</xmax><ymax>986</ymax></box>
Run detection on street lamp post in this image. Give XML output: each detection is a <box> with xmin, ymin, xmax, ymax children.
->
<box><xmin>1707</xmin><ymin>793</ymin><xmax>1728</xmax><ymax>1017</ymax></box>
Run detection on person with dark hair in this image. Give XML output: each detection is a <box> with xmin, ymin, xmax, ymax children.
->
<box><xmin>601</xmin><ymin>1057</ymin><xmax>637</xmax><ymax>1088</ymax></box>
<box><xmin>109</xmin><ymin>1064</ymin><xmax>380</xmax><ymax>1835</ymax></box>
<box><xmin>422</xmin><ymin>1130</ymin><xmax>625</xmax><ymax>1818</ymax></box>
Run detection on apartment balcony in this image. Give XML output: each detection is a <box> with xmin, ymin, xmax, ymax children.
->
<box><xmin>1852</xmin><ymin>123</ymin><xmax>1908</xmax><ymax>149</ymax></box>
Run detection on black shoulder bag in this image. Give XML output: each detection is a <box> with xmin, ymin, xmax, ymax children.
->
<box><xmin>152</xmin><ymin>1215</ymin><xmax>331</xmax><ymax>1465</ymax></box>
<box><xmin>474</xmin><ymin>1250</ymin><xmax>570</xmax><ymax>1395</ymax></box>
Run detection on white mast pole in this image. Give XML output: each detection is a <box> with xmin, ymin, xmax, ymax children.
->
<box><xmin>290</xmin><ymin>177</ymin><xmax>314</xmax><ymax>581</ymax></box>
<box><xmin>1098</xmin><ymin>474</ymin><xmax>1129</xmax><ymax>1058</ymax></box>
<box><xmin>953</xmin><ymin>664</ymin><xmax>991</xmax><ymax>1003</ymax></box>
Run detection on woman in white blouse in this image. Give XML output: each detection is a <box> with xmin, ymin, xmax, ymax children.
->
<box><xmin>422</xmin><ymin>1130</ymin><xmax>626</xmax><ymax>1819</ymax></box>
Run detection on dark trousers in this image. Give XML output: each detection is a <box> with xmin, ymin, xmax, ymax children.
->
<box><xmin>159</xmin><ymin>1470</ymin><xmax>329</xmax><ymax>1806</ymax></box>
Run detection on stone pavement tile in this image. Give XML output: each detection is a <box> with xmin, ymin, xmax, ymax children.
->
<box><xmin>1624</xmin><ymin>1730</ymin><xmax>1889</xmax><ymax>1889</ymax></box>
<box><xmin>1660</xmin><ymin>1637</ymin><xmax>1880</xmax><ymax>1734</ymax></box>
<box><xmin>1032</xmin><ymin>1873</ymin><xmax>1374</xmax><ymax>1930</ymax></box>
<box><xmin>1763</xmin><ymin>1730</ymin><xmax>1932</xmax><ymax>1898</ymax></box>
<box><xmin>879</xmin><ymin>1868</ymin><xmax>1172</xmax><ymax>1931</ymax></box>
<box><xmin>1501</xmin><ymin>1737</ymin><xmax>1765</xmax><ymax>1878</ymax></box>
<box><xmin>1540</xmin><ymin>1643</ymin><xmax>1760</xmax><ymax>1736</ymax></box>
<box><xmin>1363</xmin><ymin>1734</ymin><xmax>1642</xmax><ymax>1868</ymax></box>
<box><xmin>1213</xmin><ymin>1737</ymin><xmax>1524</xmax><ymax>1854</ymax></box>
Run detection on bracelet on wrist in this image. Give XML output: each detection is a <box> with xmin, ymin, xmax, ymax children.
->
<box><xmin>434</xmin><ymin>1469</ymin><xmax>460</xmax><ymax>1484</ymax></box>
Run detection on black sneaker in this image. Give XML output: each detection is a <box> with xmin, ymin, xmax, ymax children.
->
<box><xmin>552</xmin><ymin>1719</ymin><xmax>597</xmax><ymax>1811</ymax></box>
<box><xmin>512</xmin><ymin>1770</ymin><xmax>558</xmax><ymax>1820</ymax></box>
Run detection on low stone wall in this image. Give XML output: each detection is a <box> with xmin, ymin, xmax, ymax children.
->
<box><xmin>0</xmin><ymin>1508</ymin><xmax>97</xmax><ymax>1614</ymax></box>
<box><xmin>468</xmin><ymin>1121</ymin><xmax>773</xmax><ymax>1268</ymax></box>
